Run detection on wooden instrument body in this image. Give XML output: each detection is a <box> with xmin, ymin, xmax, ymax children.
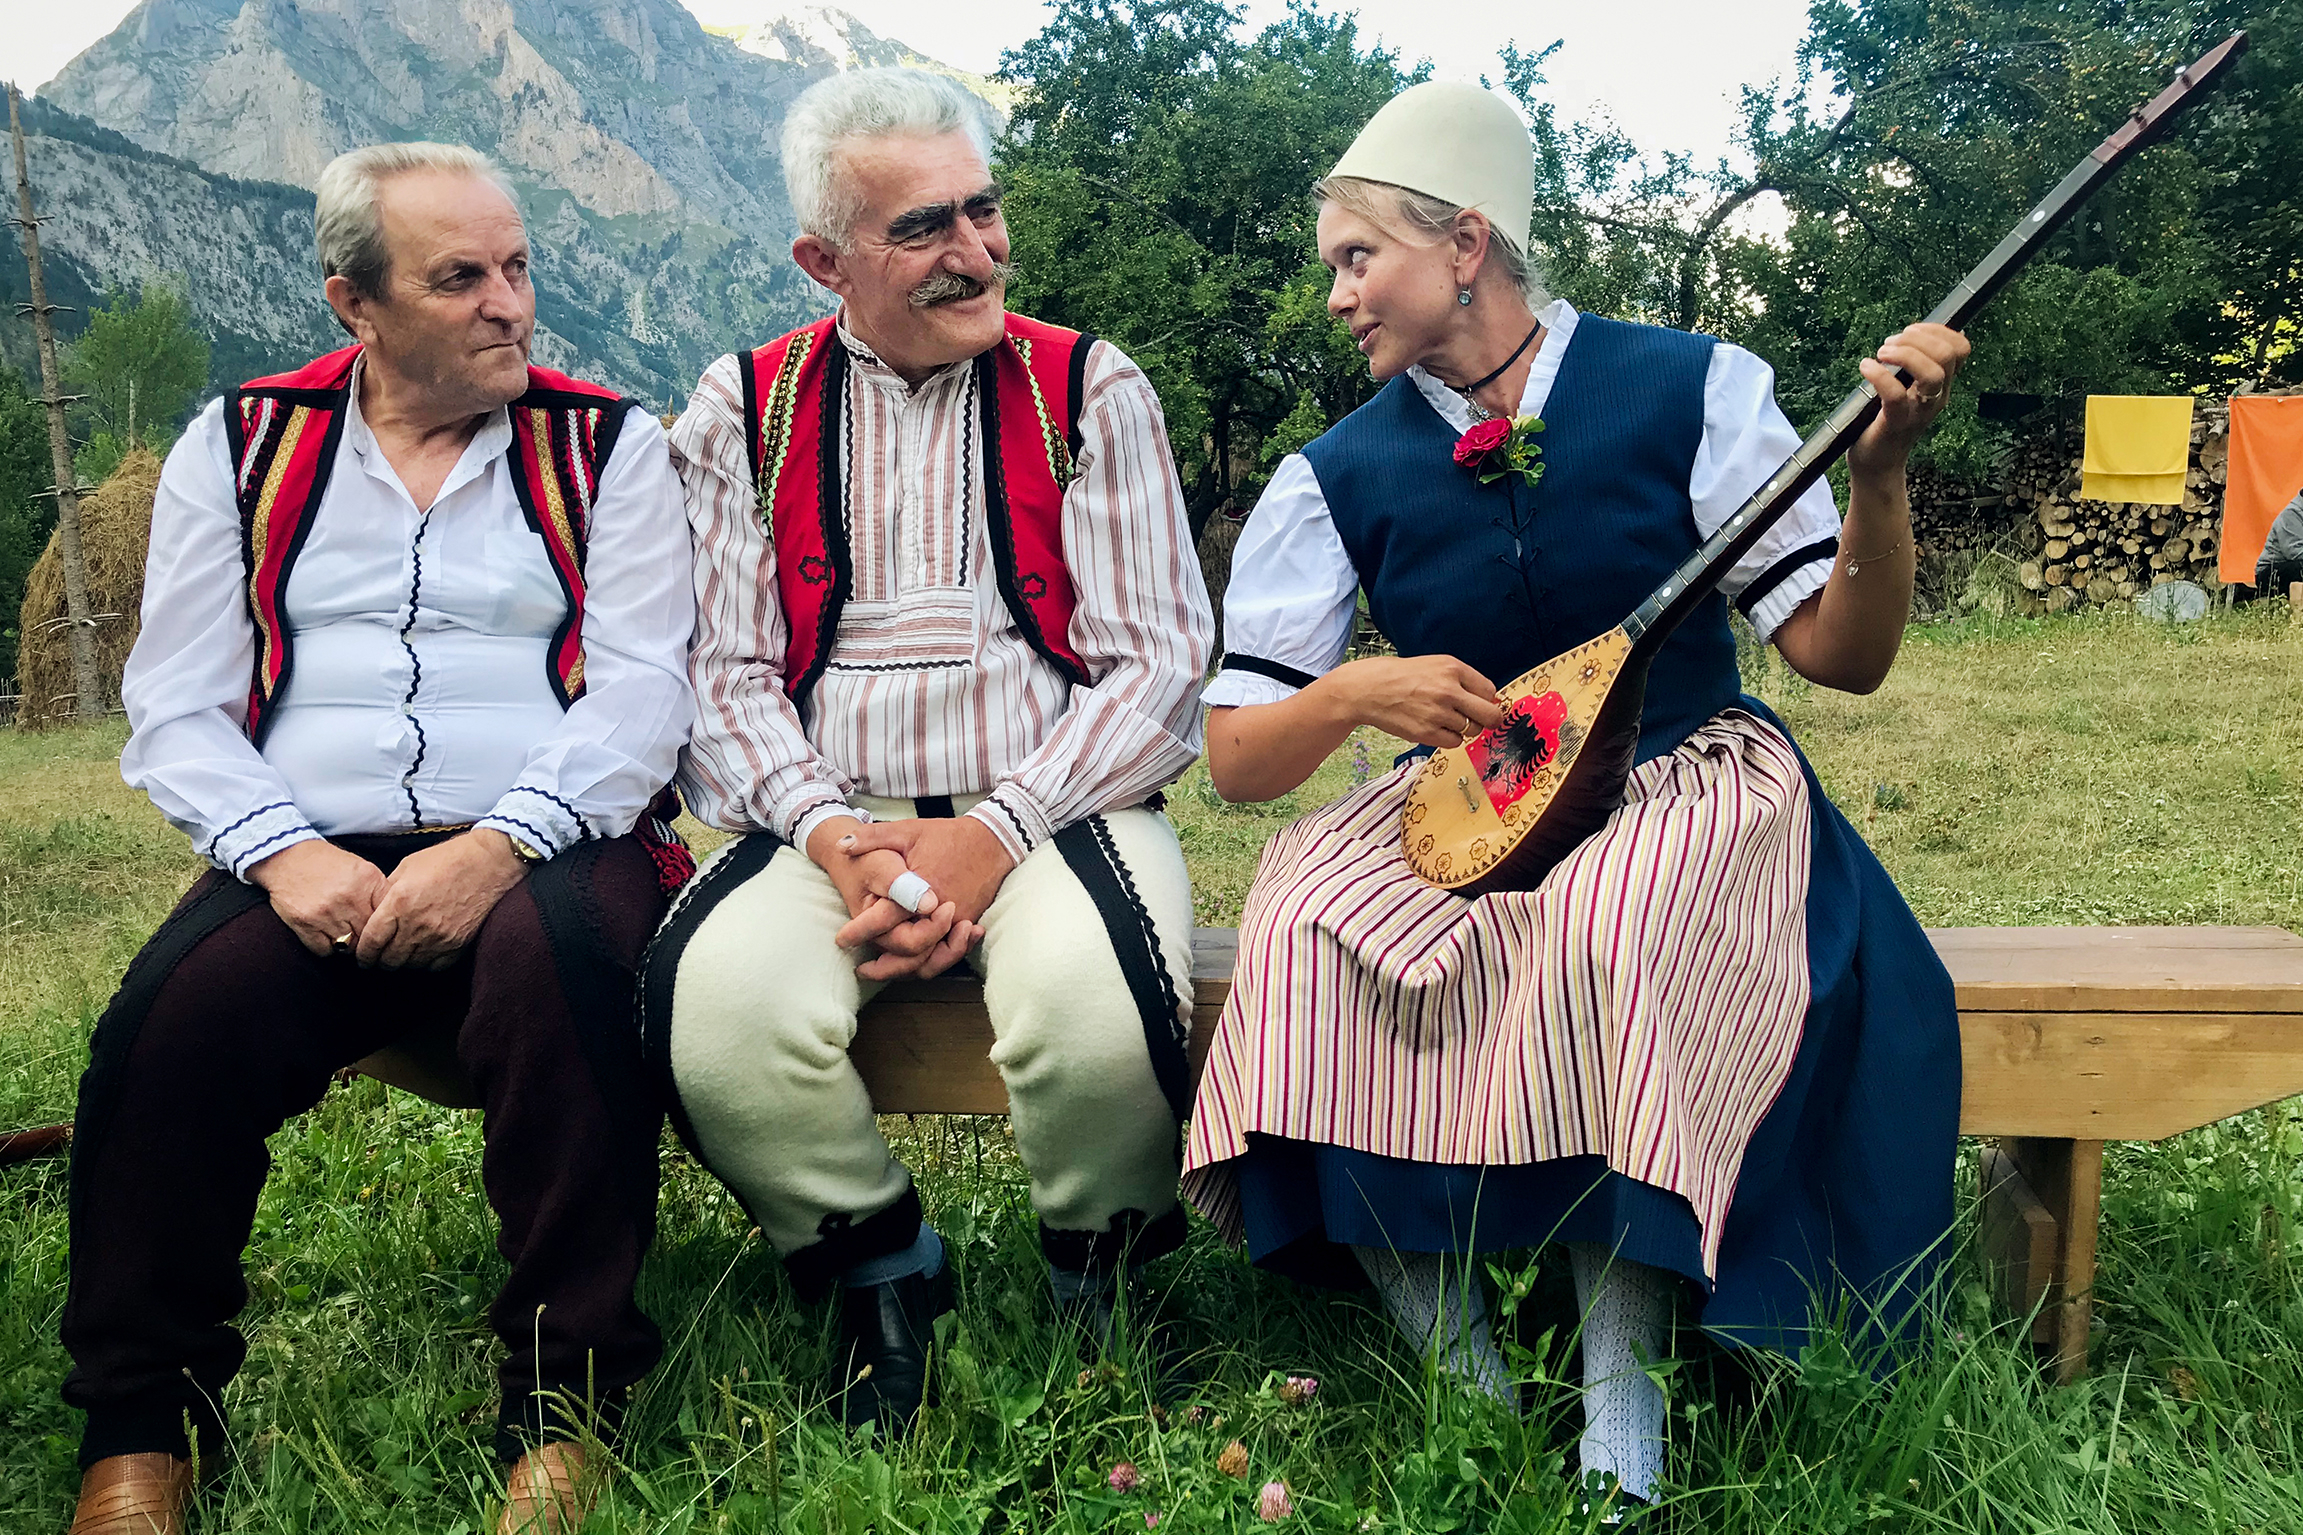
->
<box><xmin>1401</xmin><ymin>628</ymin><xmax>1649</xmax><ymax>895</ymax></box>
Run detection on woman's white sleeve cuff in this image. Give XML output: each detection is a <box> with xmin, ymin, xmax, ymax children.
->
<box><xmin>1743</xmin><ymin>552</ymin><xmax>1836</xmax><ymax>643</ymax></box>
<box><xmin>1202</xmin><ymin>668</ymin><xmax>1307</xmax><ymax>708</ymax></box>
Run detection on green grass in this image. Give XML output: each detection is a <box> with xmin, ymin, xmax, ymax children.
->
<box><xmin>4</xmin><ymin>610</ymin><xmax>2303</xmax><ymax>1531</ymax></box>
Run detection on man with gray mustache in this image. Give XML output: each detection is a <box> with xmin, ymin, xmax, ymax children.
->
<box><xmin>648</xmin><ymin>68</ymin><xmax>1213</xmax><ymax>1434</ymax></box>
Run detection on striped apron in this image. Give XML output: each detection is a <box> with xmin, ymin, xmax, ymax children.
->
<box><xmin>1183</xmin><ymin>707</ymin><xmax>1813</xmax><ymax>1279</ymax></box>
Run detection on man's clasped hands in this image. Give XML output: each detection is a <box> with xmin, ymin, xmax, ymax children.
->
<box><xmin>806</xmin><ymin>815</ymin><xmax>1018</xmax><ymax>980</ymax></box>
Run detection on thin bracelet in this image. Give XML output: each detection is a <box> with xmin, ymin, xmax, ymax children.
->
<box><xmin>1842</xmin><ymin>538</ymin><xmax>1905</xmax><ymax>577</ymax></box>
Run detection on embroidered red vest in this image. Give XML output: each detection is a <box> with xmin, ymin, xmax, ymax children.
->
<box><xmin>224</xmin><ymin>345</ymin><xmax>630</xmax><ymax>744</ymax></box>
<box><xmin>740</xmin><ymin>314</ymin><xmax>1096</xmax><ymax>709</ymax></box>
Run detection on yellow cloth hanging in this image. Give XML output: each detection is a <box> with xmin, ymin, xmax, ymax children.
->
<box><xmin>2081</xmin><ymin>395</ymin><xmax>2195</xmax><ymax>505</ymax></box>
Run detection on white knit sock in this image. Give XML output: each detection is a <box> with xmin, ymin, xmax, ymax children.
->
<box><xmin>1567</xmin><ymin>1242</ymin><xmax>1673</xmax><ymax>1501</ymax></box>
<box><xmin>1351</xmin><ymin>1245</ymin><xmax>1514</xmax><ymax>1405</ymax></box>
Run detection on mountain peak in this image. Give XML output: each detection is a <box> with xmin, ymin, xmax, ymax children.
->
<box><xmin>711</xmin><ymin>6</ymin><xmax>906</xmax><ymax>71</ymax></box>
<box><xmin>709</xmin><ymin>6</ymin><xmax>1015</xmax><ymax>118</ymax></box>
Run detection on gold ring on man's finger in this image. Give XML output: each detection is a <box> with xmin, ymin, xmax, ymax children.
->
<box><xmin>332</xmin><ymin>931</ymin><xmax>354</xmax><ymax>953</ymax></box>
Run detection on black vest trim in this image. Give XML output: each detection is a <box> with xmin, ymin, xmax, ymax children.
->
<box><xmin>1064</xmin><ymin>333</ymin><xmax>1099</xmax><ymax>458</ymax></box>
<box><xmin>790</xmin><ymin>344</ymin><xmax>855</xmax><ymax>715</ymax></box>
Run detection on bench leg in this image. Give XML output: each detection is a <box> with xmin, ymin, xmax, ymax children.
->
<box><xmin>2054</xmin><ymin>1140</ymin><xmax>2104</xmax><ymax>1383</ymax></box>
<box><xmin>1977</xmin><ymin>1144</ymin><xmax>2058</xmax><ymax>1346</ymax></box>
<box><xmin>1999</xmin><ymin>1136</ymin><xmax>2103</xmax><ymax>1383</ymax></box>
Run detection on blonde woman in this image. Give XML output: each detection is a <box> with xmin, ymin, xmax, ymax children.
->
<box><xmin>1183</xmin><ymin>82</ymin><xmax>1967</xmax><ymax>1514</ymax></box>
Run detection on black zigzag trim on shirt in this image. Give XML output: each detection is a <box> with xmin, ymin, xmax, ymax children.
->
<box><xmin>396</xmin><ymin>509</ymin><xmax>437</xmax><ymax>826</ymax></box>
<box><xmin>230</xmin><ymin>825</ymin><xmax>313</xmax><ymax>875</ymax></box>
<box><xmin>982</xmin><ymin>795</ymin><xmax>1035</xmax><ymax>853</ymax></box>
<box><xmin>482</xmin><ymin>813</ymin><xmax>559</xmax><ymax>857</ymax></box>
<box><xmin>201</xmin><ymin>800</ymin><xmax>295</xmax><ymax>860</ymax></box>
<box><xmin>822</xmin><ymin>657</ymin><xmax>973</xmax><ymax>673</ymax></box>
<box><xmin>1218</xmin><ymin>654</ymin><xmax>1319</xmax><ymax>690</ymax></box>
<box><xmin>504</xmin><ymin>785</ymin><xmax>592</xmax><ymax>841</ymax></box>
<box><xmin>1735</xmin><ymin>537</ymin><xmax>1840</xmax><ymax>617</ymax></box>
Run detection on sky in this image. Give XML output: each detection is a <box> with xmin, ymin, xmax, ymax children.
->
<box><xmin>12</xmin><ymin>0</ymin><xmax>1829</xmax><ymax>170</ymax></box>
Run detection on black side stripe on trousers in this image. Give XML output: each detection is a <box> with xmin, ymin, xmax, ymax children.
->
<box><xmin>68</xmin><ymin>874</ymin><xmax>269</xmax><ymax>1228</ymax></box>
<box><xmin>635</xmin><ymin>831</ymin><xmax>784</xmax><ymax>1152</ymax></box>
<box><xmin>527</xmin><ymin>841</ymin><xmax>662</xmax><ymax>1203</ymax></box>
<box><xmin>1053</xmin><ymin>815</ymin><xmax>1192</xmax><ymax>1121</ymax></box>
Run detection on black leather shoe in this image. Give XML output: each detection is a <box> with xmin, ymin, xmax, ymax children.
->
<box><xmin>830</xmin><ymin>1262</ymin><xmax>954</xmax><ymax>1433</ymax></box>
<box><xmin>1059</xmin><ymin>1276</ymin><xmax>1197</xmax><ymax>1402</ymax></box>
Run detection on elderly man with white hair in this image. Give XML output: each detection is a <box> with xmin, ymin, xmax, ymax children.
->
<box><xmin>645</xmin><ymin>68</ymin><xmax>1213</xmax><ymax>1432</ymax></box>
<box><xmin>57</xmin><ymin>143</ymin><xmax>694</xmax><ymax>1534</ymax></box>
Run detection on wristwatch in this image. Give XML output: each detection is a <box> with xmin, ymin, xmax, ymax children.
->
<box><xmin>506</xmin><ymin>834</ymin><xmax>548</xmax><ymax>864</ymax></box>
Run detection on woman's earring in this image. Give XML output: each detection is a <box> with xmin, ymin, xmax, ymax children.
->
<box><xmin>1457</xmin><ymin>287</ymin><xmax>1474</xmax><ymax>306</ymax></box>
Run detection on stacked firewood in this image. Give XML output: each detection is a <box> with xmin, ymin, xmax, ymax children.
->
<box><xmin>1906</xmin><ymin>403</ymin><xmax>2230</xmax><ymax>613</ymax></box>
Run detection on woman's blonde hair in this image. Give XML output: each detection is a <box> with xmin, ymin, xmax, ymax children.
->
<box><xmin>1314</xmin><ymin>175</ymin><xmax>1549</xmax><ymax>305</ymax></box>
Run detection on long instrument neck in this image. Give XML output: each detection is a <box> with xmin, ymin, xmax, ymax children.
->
<box><xmin>1621</xmin><ymin>31</ymin><xmax>2247</xmax><ymax>657</ymax></box>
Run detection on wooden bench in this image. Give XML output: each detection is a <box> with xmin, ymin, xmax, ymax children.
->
<box><xmin>351</xmin><ymin>923</ymin><xmax>2303</xmax><ymax>1380</ymax></box>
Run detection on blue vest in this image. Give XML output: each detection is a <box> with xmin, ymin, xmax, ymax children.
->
<box><xmin>1302</xmin><ymin>314</ymin><xmax>1742</xmax><ymax>764</ymax></box>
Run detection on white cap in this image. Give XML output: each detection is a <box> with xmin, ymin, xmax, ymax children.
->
<box><xmin>1328</xmin><ymin>81</ymin><xmax>1533</xmax><ymax>254</ymax></box>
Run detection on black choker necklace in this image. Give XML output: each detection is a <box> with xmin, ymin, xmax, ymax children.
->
<box><xmin>1457</xmin><ymin>319</ymin><xmax>1545</xmax><ymax>412</ymax></box>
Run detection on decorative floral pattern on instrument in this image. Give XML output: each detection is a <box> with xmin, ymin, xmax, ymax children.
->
<box><xmin>1465</xmin><ymin>691</ymin><xmax>1578</xmax><ymax>813</ymax></box>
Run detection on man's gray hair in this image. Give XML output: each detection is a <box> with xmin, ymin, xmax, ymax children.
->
<box><xmin>781</xmin><ymin>68</ymin><xmax>993</xmax><ymax>248</ymax></box>
<box><xmin>315</xmin><ymin>142</ymin><xmax>520</xmax><ymax>300</ymax></box>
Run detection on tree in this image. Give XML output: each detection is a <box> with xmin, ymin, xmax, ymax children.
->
<box><xmin>996</xmin><ymin>0</ymin><xmax>1412</xmax><ymax>537</ymax></box>
<box><xmin>0</xmin><ymin>364</ymin><xmax>50</xmax><ymax>687</ymax></box>
<box><xmin>65</xmin><ymin>280</ymin><xmax>208</xmax><ymax>483</ymax></box>
<box><xmin>1709</xmin><ymin>0</ymin><xmax>2286</xmax><ymax>473</ymax></box>
<box><xmin>10</xmin><ymin>83</ymin><xmax>101</xmax><ymax>720</ymax></box>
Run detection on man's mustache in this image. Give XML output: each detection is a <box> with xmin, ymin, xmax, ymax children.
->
<box><xmin>910</xmin><ymin>261</ymin><xmax>1021</xmax><ymax>309</ymax></box>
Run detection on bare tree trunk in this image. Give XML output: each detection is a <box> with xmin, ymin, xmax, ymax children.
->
<box><xmin>8</xmin><ymin>85</ymin><xmax>102</xmax><ymax>721</ymax></box>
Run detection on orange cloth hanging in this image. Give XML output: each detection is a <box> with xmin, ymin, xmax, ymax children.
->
<box><xmin>2224</xmin><ymin>396</ymin><xmax>2303</xmax><ymax>584</ymax></box>
<box><xmin>2080</xmin><ymin>395</ymin><xmax>2193</xmax><ymax>505</ymax></box>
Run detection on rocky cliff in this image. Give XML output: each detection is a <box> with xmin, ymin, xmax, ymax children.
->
<box><xmin>28</xmin><ymin>0</ymin><xmax>1005</xmax><ymax>407</ymax></box>
<box><xmin>0</xmin><ymin>98</ymin><xmax>340</xmax><ymax>398</ymax></box>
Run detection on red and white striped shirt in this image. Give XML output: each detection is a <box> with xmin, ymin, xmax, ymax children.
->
<box><xmin>670</xmin><ymin>319</ymin><xmax>1214</xmax><ymax>861</ymax></box>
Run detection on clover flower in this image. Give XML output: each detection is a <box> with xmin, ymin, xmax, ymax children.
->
<box><xmin>1258</xmin><ymin>1480</ymin><xmax>1294</xmax><ymax>1521</ymax></box>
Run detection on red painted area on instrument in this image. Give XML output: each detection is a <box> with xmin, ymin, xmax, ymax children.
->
<box><xmin>1466</xmin><ymin>690</ymin><xmax>1568</xmax><ymax>813</ymax></box>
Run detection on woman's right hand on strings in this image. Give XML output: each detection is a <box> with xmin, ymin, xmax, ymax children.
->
<box><xmin>1325</xmin><ymin>655</ymin><xmax>1505</xmax><ymax>747</ymax></box>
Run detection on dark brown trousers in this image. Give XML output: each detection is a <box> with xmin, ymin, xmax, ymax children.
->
<box><xmin>60</xmin><ymin>832</ymin><xmax>669</xmax><ymax>1467</ymax></box>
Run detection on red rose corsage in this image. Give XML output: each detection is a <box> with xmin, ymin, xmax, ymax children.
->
<box><xmin>1453</xmin><ymin>414</ymin><xmax>1547</xmax><ymax>488</ymax></box>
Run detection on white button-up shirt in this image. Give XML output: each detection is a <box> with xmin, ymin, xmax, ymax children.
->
<box><xmin>122</xmin><ymin>364</ymin><xmax>697</xmax><ymax>879</ymax></box>
<box><xmin>1204</xmin><ymin>300</ymin><xmax>1843</xmax><ymax>708</ymax></box>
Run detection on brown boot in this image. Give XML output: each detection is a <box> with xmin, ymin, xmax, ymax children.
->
<box><xmin>496</xmin><ymin>1441</ymin><xmax>598</xmax><ymax>1535</ymax></box>
<box><xmin>68</xmin><ymin>1453</ymin><xmax>194</xmax><ymax>1535</ymax></box>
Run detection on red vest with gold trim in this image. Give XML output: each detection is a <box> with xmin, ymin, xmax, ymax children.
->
<box><xmin>740</xmin><ymin>314</ymin><xmax>1096</xmax><ymax>709</ymax></box>
<box><xmin>224</xmin><ymin>345</ymin><xmax>630</xmax><ymax>745</ymax></box>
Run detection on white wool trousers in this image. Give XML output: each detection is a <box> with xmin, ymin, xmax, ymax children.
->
<box><xmin>651</xmin><ymin>796</ymin><xmax>1194</xmax><ymax>1273</ymax></box>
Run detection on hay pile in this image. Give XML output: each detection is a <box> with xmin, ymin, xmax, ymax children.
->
<box><xmin>16</xmin><ymin>447</ymin><xmax>158</xmax><ymax>728</ymax></box>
